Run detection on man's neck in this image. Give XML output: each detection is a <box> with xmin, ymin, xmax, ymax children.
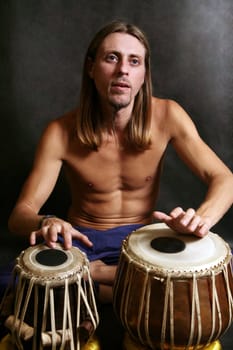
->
<box><xmin>101</xmin><ymin>102</ymin><xmax>134</xmax><ymax>133</ymax></box>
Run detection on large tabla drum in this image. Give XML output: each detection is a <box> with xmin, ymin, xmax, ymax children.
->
<box><xmin>113</xmin><ymin>223</ymin><xmax>233</xmax><ymax>349</ymax></box>
<box><xmin>0</xmin><ymin>243</ymin><xmax>99</xmax><ymax>350</ymax></box>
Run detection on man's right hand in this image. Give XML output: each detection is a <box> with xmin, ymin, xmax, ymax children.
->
<box><xmin>30</xmin><ymin>217</ymin><xmax>93</xmax><ymax>250</ymax></box>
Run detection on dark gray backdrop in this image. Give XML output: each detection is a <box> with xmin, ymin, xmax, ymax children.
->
<box><xmin>0</xmin><ymin>0</ymin><xmax>232</xmax><ymax>243</ymax></box>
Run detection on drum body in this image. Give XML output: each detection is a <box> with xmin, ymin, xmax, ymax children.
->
<box><xmin>113</xmin><ymin>223</ymin><xmax>233</xmax><ymax>349</ymax></box>
<box><xmin>0</xmin><ymin>243</ymin><xmax>99</xmax><ymax>350</ymax></box>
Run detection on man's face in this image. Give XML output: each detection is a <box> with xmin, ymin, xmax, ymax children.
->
<box><xmin>89</xmin><ymin>32</ymin><xmax>146</xmax><ymax>111</ymax></box>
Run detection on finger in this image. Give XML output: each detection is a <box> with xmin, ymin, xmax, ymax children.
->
<box><xmin>30</xmin><ymin>231</ymin><xmax>37</xmax><ymax>246</ymax></box>
<box><xmin>180</xmin><ymin>208</ymin><xmax>196</xmax><ymax>226</ymax></box>
<box><xmin>60</xmin><ymin>229</ymin><xmax>73</xmax><ymax>250</ymax></box>
<box><xmin>44</xmin><ymin>240</ymin><xmax>57</xmax><ymax>249</ymax></box>
<box><xmin>46</xmin><ymin>225</ymin><xmax>59</xmax><ymax>243</ymax></box>
<box><xmin>187</xmin><ymin>215</ymin><xmax>202</xmax><ymax>232</ymax></box>
<box><xmin>40</xmin><ymin>224</ymin><xmax>59</xmax><ymax>249</ymax></box>
<box><xmin>169</xmin><ymin>207</ymin><xmax>184</xmax><ymax>219</ymax></box>
<box><xmin>44</xmin><ymin>232</ymin><xmax>57</xmax><ymax>249</ymax></box>
<box><xmin>71</xmin><ymin>229</ymin><xmax>93</xmax><ymax>247</ymax></box>
<box><xmin>195</xmin><ymin>222</ymin><xmax>210</xmax><ymax>237</ymax></box>
<box><xmin>153</xmin><ymin>211</ymin><xmax>172</xmax><ymax>222</ymax></box>
<box><xmin>82</xmin><ymin>234</ymin><xmax>93</xmax><ymax>247</ymax></box>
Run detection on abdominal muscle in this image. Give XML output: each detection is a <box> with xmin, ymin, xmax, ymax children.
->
<box><xmin>67</xmin><ymin>180</ymin><xmax>158</xmax><ymax>229</ymax></box>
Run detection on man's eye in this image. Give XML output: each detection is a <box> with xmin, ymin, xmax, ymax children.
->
<box><xmin>106</xmin><ymin>54</ymin><xmax>118</xmax><ymax>62</ymax></box>
<box><xmin>130</xmin><ymin>57</ymin><xmax>140</xmax><ymax>66</ymax></box>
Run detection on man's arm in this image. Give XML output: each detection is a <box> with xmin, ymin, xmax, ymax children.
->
<box><xmin>153</xmin><ymin>100</ymin><xmax>233</xmax><ymax>236</ymax></box>
<box><xmin>8</xmin><ymin>121</ymin><xmax>63</xmax><ymax>233</ymax></box>
<box><xmin>8</xmin><ymin>120</ymin><xmax>92</xmax><ymax>249</ymax></box>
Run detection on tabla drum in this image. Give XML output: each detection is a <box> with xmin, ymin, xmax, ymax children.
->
<box><xmin>113</xmin><ymin>223</ymin><xmax>233</xmax><ymax>349</ymax></box>
<box><xmin>0</xmin><ymin>243</ymin><xmax>99</xmax><ymax>350</ymax></box>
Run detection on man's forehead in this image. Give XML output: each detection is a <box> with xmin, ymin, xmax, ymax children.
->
<box><xmin>98</xmin><ymin>32</ymin><xmax>146</xmax><ymax>57</ymax></box>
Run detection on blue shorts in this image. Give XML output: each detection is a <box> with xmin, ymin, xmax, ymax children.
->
<box><xmin>0</xmin><ymin>224</ymin><xmax>143</xmax><ymax>299</ymax></box>
<box><xmin>58</xmin><ymin>223</ymin><xmax>143</xmax><ymax>265</ymax></box>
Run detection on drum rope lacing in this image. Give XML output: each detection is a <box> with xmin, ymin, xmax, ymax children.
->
<box><xmin>114</xmin><ymin>242</ymin><xmax>233</xmax><ymax>350</ymax></box>
<box><xmin>223</xmin><ymin>262</ymin><xmax>233</xmax><ymax>331</ymax></box>
<box><xmin>2</xmin><ymin>250</ymin><xmax>99</xmax><ymax>350</ymax></box>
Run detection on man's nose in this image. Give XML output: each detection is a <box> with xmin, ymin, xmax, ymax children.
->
<box><xmin>116</xmin><ymin>59</ymin><xmax>129</xmax><ymax>75</ymax></box>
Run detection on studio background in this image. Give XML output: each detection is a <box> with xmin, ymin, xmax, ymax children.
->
<box><xmin>0</xmin><ymin>0</ymin><xmax>232</xmax><ymax>246</ymax></box>
<box><xmin>0</xmin><ymin>1</ymin><xmax>233</xmax><ymax>348</ymax></box>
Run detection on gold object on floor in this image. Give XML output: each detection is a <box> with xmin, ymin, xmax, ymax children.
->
<box><xmin>123</xmin><ymin>332</ymin><xmax>222</xmax><ymax>350</ymax></box>
<box><xmin>0</xmin><ymin>333</ymin><xmax>101</xmax><ymax>350</ymax></box>
<box><xmin>0</xmin><ymin>332</ymin><xmax>221</xmax><ymax>350</ymax></box>
<box><xmin>0</xmin><ymin>335</ymin><xmax>16</xmax><ymax>350</ymax></box>
<box><xmin>204</xmin><ymin>341</ymin><xmax>222</xmax><ymax>350</ymax></box>
<box><xmin>83</xmin><ymin>334</ymin><xmax>101</xmax><ymax>350</ymax></box>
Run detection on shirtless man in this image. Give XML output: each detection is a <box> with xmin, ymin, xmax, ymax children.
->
<box><xmin>8</xmin><ymin>21</ymin><xmax>233</xmax><ymax>303</ymax></box>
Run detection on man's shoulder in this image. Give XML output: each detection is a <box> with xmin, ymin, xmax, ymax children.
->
<box><xmin>151</xmin><ymin>96</ymin><xmax>179</xmax><ymax>124</ymax></box>
<box><xmin>152</xmin><ymin>96</ymin><xmax>181</xmax><ymax>111</ymax></box>
<box><xmin>45</xmin><ymin>109</ymin><xmax>77</xmax><ymax>136</ymax></box>
<box><xmin>151</xmin><ymin>96</ymin><xmax>196</xmax><ymax>139</ymax></box>
<box><xmin>37</xmin><ymin>110</ymin><xmax>77</xmax><ymax>155</ymax></box>
<box><xmin>152</xmin><ymin>96</ymin><xmax>190</xmax><ymax>122</ymax></box>
<box><xmin>53</xmin><ymin>109</ymin><xmax>77</xmax><ymax>127</ymax></box>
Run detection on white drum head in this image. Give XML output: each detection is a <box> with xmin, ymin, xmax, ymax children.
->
<box><xmin>126</xmin><ymin>223</ymin><xmax>231</xmax><ymax>275</ymax></box>
<box><xmin>16</xmin><ymin>243</ymin><xmax>87</xmax><ymax>284</ymax></box>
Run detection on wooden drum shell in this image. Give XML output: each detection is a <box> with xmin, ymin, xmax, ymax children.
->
<box><xmin>0</xmin><ymin>244</ymin><xmax>99</xmax><ymax>350</ymax></box>
<box><xmin>113</xmin><ymin>224</ymin><xmax>233</xmax><ymax>349</ymax></box>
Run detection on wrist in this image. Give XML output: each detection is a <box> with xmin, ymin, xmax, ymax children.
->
<box><xmin>38</xmin><ymin>215</ymin><xmax>56</xmax><ymax>229</ymax></box>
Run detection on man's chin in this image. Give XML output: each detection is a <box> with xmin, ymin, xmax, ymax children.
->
<box><xmin>109</xmin><ymin>98</ymin><xmax>131</xmax><ymax>111</ymax></box>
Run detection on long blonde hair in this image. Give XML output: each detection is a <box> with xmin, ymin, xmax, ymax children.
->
<box><xmin>77</xmin><ymin>20</ymin><xmax>153</xmax><ymax>150</ymax></box>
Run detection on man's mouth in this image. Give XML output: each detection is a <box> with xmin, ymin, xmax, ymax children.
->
<box><xmin>111</xmin><ymin>80</ymin><xmax>131</xmax><ymax>91</ymax></box>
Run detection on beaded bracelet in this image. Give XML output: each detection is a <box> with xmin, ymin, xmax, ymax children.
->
<box><xmin>38</xmin><ymin>215</ymin><xmax>56</xmax><ymax>229</ymax></box>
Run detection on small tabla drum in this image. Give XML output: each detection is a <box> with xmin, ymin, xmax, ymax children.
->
<box><xmin>0</xmin><ymin>243</ymin><xmax>99</xmax><ymax>350</ymax></box>
<box><xmin>113</xmin><ymin>223</ymin><xmax>233</xmax><ymax>349</ymax></box>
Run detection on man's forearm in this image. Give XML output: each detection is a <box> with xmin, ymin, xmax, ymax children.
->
<box><xmin>196</xmin><ymin>173</ymin><xmax>233</xmax><ymax>228</ymax></box>
<box><xmin>8</xmin><ymin>204</ymin><xmax>43</xmax><ymax>236</ymax></box>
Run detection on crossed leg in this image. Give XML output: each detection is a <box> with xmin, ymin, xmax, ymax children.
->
<box><xmin>89</xmin><ymin>260</ymin><xmax>117</xmax><ymax>304</ymax></box>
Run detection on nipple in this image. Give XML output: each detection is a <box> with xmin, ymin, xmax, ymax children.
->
<box><xmin>146</xmin><ymin>176</ymin><xmax>152</xmax><ymax>182</ymax></box>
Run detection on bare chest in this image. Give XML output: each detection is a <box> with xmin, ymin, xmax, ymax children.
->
<box><xmin>64</xmin><ymin>141</ymin><xmax>166</xmax><ymax>193</ymax></box>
